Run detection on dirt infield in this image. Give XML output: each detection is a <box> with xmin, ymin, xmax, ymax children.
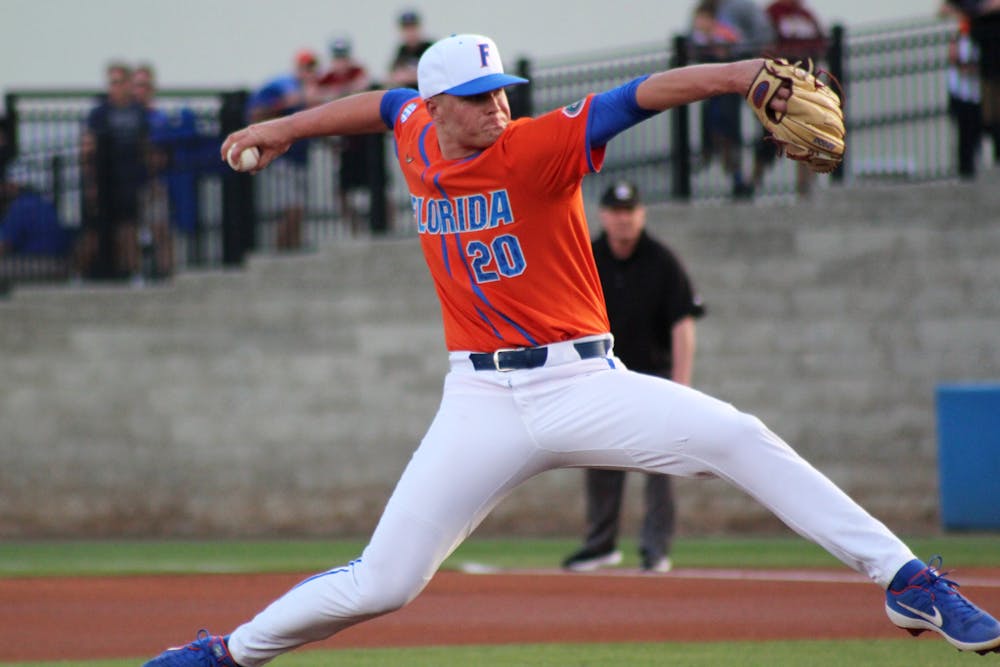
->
<box><xmin>3</xmin><ymin>567</ymin><xmax>1000</xmax><ymax>662</ymax></box>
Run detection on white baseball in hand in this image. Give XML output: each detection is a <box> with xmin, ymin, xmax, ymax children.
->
<box><xmin>226</xmin><ymin>145</ymin><xmax>260</xmax><ymax>172</ymax></box>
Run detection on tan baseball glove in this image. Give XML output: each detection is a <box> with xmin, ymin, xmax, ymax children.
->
<box><xmin>746</xmin><ymin>58</ymin><xmax>845</xmax><ymax>174</ymax></box>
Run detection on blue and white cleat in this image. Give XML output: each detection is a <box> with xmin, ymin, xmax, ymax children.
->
<box><xmin>143</xmin><ymin>630</ymin><xmax>239</xmax><ymax>667</ymax></box>
<box><xmin>885</xmin><ymin>557</ymin><xmax>1000</xmax><ymax>655</ymax></box>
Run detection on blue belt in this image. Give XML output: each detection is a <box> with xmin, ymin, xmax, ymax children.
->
<box><xmin>469</xmin><ymin>338</ymin><xmax>612</xmax><ymax>372</ymax></box>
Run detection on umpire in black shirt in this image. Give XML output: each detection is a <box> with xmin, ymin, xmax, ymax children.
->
<box><xmin>563</xmin><ymin>181</ymin><xmax>705</xmax><ymax>573</ymax></box>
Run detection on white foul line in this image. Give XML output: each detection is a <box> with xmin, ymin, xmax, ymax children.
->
<box><xmin>457</xmin><ymin>563</ymin><xmax>1000</xmax><ymax>588</ymax></box>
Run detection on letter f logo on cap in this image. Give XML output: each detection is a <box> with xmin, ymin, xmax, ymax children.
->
<box><xmin>417</xmin><ymin>33</ymin><xmax>529</xmax><ymax>99</ymax></box>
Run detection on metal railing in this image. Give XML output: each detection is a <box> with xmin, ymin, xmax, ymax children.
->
<box><xmin>524</xmin><ymin>17</ymin><xmax>960</xmax><ymax>204</ymax></box>
<box><xmin>0</xmin><ymin>16</ymin><xmax>967</xmax><ymax>290</ymax></box>
<box><xmin>842</xmin><ymin>18</ymin><xmax>957</xmax><ymax>181</ymax></box>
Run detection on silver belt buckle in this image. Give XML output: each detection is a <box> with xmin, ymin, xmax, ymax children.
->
<box><xmin>492</xmin><ymin>346</ymin><xmax>521</xmax><ymax>372</ymax></box>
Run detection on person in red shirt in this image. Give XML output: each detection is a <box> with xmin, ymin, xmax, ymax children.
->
<box><xmin>143</xmin><ymin>33</ymin><xmax>1000</xmax><ymax>667</ymax></box>
<box><xmin>753</xmin><ymin>0</ymin><xmax>829</xmax><ymax>195</ymax></box>
<box><xmin>765</xmin><ymin>0</ymin><xmax>828</xmax><ymax>61</ymax></box>
<box><xmin>316</xmin><ymin>37</ymin><xmax>371</xmax><ymax>101</ymax></box>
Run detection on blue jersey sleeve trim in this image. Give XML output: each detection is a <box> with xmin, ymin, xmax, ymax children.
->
<box><xmin>380</xmin><ymin>88</ymin><xmax>420</xmax><ymax>128</ymax></box>
<box><xmin>586</xmin><ymin>75</ymin><xmax>657</xmax><ymax>148</ymax></box>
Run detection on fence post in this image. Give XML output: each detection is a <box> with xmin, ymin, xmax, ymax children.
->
<box><xmin>670</xmin><ymin>35</ymin><xmax>692</xmax><ymax>201</ymax></box>
<box><xmin>828</xmin><ymin>24</ymin><xmax>846</xmax><ymax>184</ymax></box>
<box><xmin>366</xmin><ymin>132</ymin><xmax>389</xmax><ymax>235</ymax></box>
<box><xmin>3</xmin><ymin>93</ymin><xmax>18</xmax><ymax>159</ymax></box>
<box><xmin>49</xmin><ymin>155</ymin><xmax>62</xmax><ymax>206</ymax></box>
<box><xmin>511</xmin><ymin>58</ymin><xmax>533</xmax><ymax>119</ymax></box>
<box><xmin>219</xmin><ymin>90</ymin><xmax>253</xmax><ymax>266</ymax></box>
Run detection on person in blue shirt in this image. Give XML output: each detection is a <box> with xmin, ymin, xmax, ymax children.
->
<box><xmin>133</xmin><ymin>63</ymin><xmax>175</xmax><ymax>280</ymax></box>
<box><xmin>79</xmin><ymin>61</ymin><xmax>150</xmax><ymax>281</ymax></box>
<box><xmin>135</xmin><ymin>64</ymin><xmax>221</xmax><ymax>250</ymax></box>
<box><xmin>0</xmin><ymin>166</ymin><xmax>75</xmax><ymax>285</ymax></box>
<box><xmin>246</xmin><ymin>49</ymin><xmax>320</xmax><ymax>250</ymax></box>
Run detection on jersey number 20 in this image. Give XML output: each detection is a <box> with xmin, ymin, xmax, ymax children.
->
<box><xmin>467</xmin><ymin>234</ymin><xmax>526</xmax><ymax>283</ymax></box>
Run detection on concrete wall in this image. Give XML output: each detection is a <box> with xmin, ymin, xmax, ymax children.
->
<box><xmin>2</xmin><ymin>180</ymin><xmax>998</xmax><ymax>538</ymax></box>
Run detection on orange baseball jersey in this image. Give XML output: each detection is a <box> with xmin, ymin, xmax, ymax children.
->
<box><xmin>387</xmin><ymin>94</ymin><xmax>610</xmax><ymax>352</ymax></box>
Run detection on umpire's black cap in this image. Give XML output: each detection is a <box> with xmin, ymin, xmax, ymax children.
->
<box><xmin>600</xmin><ymin>181</ymin><xmax>641</xmax><ymax>209</ymax></box>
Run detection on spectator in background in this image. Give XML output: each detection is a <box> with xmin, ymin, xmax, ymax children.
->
<box><xmin>316</xmin><ymin>37</ymin><xmax>373</xmax><ymax>235</ymax></box>
<box><xmin>317</xmin><ymin>38</ymin><xmax>371</xmax><ymax>100</ymax></box>
<box><xmin>942</xmin><ymin>9</ymin><xmax>983</xmax><ymax>179</ymax></box>
<box><xmin>753</xmin><ymin>0</ymin><xmax>829</xmax><ymax>195</ymax></box>
<box><xmin>388</xmin><ymin>9</ymin><xmax>433</xmax><ymax>89</ymax></box>
<box><xmin>973</xmin><ymin>1</ymin><xmax>1000</xmax><ymax>161</ymax></box>
<box><xmin>78</xmin><ymin>61</ymin><xmax>149</xmax><ymax>282</ymax></box>
<box><xmin>562</xmin><ymin>181</ymin><xmax>704</xmax><ymax>574</ymax></box>
<box><xmin>690</xmin><ymin>2</ymin><xmax>754</xmax><ymax>199</ymax></box>
<box><xmin>701</xmin><ymin>0</ymin><xmax>775</xmax><ymax>199</ymax></box>
<box><xmin>0</xmin><ymin>161</ymin><xmax>75</xmax><ymax>287</ymax></box>
<box><xmin>710</xmin><ymin>0</ymin><xmax>775</xmax><ymax>56</ymax></box>
<box><xmin>946</xmin><ymin>0</ymin><xmax>1000</xmax><ymax>162</ymax></box>
<box><xmin>247</xmin><ymin>49</ymin><xmax>320</xmax><ymax>250</ymax></box>
<box><xmin>764</xmin><ymin>0</ymin><xmax>827</xmax><ymax>60</ymax></box>
<box><xmin>132</xmin><ymin>63</ymin><xmax>174</xmax><ymax>280</ymax></box>
<box><xmin>137</xmin><ymin>69</ymin><xmax>217</xmax><ymax>250</ymax></box>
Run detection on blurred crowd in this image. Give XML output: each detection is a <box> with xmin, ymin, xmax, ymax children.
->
<box><xmin>2</xmin><ymin>4</ymin><xmax>997</xmax><ymax>290</ymax></box>
<box><xmin>687</xmin><ymin>0</ymin><xmax>829</xmax><ymax>200</ymax></box>
<box><xmin>224</xmin><ymin>8</ymin><xmax>433</xmax><ymax>247</ymax></box>
<box><xmin>0</xmin><ymin>8</ymin><xmax>433</xmax><ymax>290</ymax></box>
<box><xmin>1</xmin><ymin>59</ymin><xmax>223</xmax><ymax>289</ymax></box>
<box><xmin>684</xmin><ymin>0</ymin><xmax>1000</xmax><ymax>198</ymax></box>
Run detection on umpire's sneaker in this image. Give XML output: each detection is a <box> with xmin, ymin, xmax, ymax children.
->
<box><xmin>143</xmin><ymin>630</ymin><xmax>240</xmax><ymax>667</ymax></box>
<box><xmin>885</xmin><ymin>557</ymin><xmax>1000</xmax><ymax>654</ymax></box>
<box><xmin>640</xmin><ymin>551</ymin><xmax>673</xmax><ymax>573</ymax></box>
<box><xmin>562</xmin><ymin>547</ymin><xmax>623</xmax><ymax>572</ymax></box>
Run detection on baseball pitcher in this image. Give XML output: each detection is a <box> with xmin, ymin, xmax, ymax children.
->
<box><xmin>143</xmin><ymin>34</ymin><xmax>999</xmax><ymax>667</ymax></box>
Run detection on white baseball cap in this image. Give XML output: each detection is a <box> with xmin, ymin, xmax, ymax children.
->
<box><xmin>417</xmin><ymin>34</ymin><xmax>528</xmax><ymax>99</ymax></box>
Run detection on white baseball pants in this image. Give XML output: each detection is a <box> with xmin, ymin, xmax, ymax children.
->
<box><xmin>228</xmin><ymin>336</ymin><xmax>915</xmax><ymax>666</ymax></box>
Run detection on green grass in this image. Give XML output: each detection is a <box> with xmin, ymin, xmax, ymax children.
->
<box><xmin>1</xmin><ymin>534</ymin><xmax>998</xmax><ymax>577</ymax></box>
<box><xmin>0</xmin><ymin>539</ymin><xmax>368</xmax><ymax>577</ymax></box>
<box><xmin>0</xmin><ymin>640</ymin><xmax>980</xmax><ymax>667</ymax></box>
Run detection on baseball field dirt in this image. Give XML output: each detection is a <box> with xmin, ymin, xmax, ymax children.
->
<box><xmin>4</xmin><ymin>567</ymin><xmax>1000</xmax><ymax>661</ymax></box>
